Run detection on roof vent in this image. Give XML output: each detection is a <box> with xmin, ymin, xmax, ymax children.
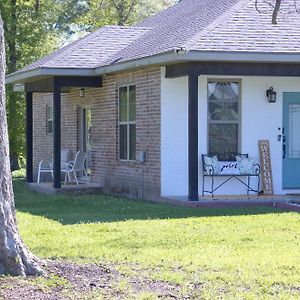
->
<box><xmin>174</xmin><ymin>47</ymin><xmax>188</xmax><ymax>55</ymax></box>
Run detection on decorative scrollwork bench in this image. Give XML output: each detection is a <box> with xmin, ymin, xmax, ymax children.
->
<box><xmin>201</xmin><ymin>153</ymin><xmax>260</xmax><ymax>197</ymax></box>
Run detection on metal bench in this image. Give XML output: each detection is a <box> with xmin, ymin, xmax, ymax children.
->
<box><xmin>201</xmin><ymin>153</ymin><xmax>260</xmax><ymax>197</ymax></box>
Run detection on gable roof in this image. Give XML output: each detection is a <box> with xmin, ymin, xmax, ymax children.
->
<box><xmin>7</xmin><ymin>0</ymin><xmax>300</xmax><ymax>85</ymax></box>
<box><xmin>20</xmin><ymin>26</ymin><xmax>150</xmax><ymax>72</ymax></box>
<box><xmin>112</xmin><ymin>0</ymin><xmax>241</xmax><ymax>63</ymax></box>
<box><xmin>183</xmin><ymin>0</ymin><xmax>300</xmax><ymax>53</ymax></box>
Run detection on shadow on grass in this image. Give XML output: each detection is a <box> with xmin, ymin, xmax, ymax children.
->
<box><xmin>14</xmin><ymin>178</ymin><xmax>284</xmax><ymax>225</ymax></box>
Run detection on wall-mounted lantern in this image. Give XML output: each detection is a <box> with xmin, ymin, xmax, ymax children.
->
<box><xmin>79</xmin><ymin>88</ymin><xmax>85</xmax><ymax>97</ymax></box>
<box><xmin>266</xmin><ymin>87</ymin><xmax>276</xmax><ymax>103</ymax></box>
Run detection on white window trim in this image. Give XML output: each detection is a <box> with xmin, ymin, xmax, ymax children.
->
<box><xmin>207</xmin><ymin>79</ymin><xmax>242</xmax><ymax>154</ymax></box>
<box><xmin>118</xmin><ymin>85</ymin><xmax>136</xmax><ymax>161</ymax></box>
<box><xmin>46</xmin><ymin>105</ymin><xmax>53</xmax><ymax>135</ymax></box>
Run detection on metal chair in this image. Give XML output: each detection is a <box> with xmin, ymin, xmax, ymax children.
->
<box><xmin>37</xmin><ymin>149</ymin><xmax>69</xmax><ymax>183</ymax></box>
<box><xmin>61</xmin><ymin>151</ymin><xmax>88</xmax><ymax>185</ymax></box>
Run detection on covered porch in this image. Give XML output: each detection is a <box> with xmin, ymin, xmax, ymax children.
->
<box><xmin>163</xmin><ymin>61</ymin><xmax>300</xmax><ymax>201</ymax></box>
<box><xmin>25</xmin><ymin>75</ymin><xmax>102</xmax><ymax>188</ymax></box>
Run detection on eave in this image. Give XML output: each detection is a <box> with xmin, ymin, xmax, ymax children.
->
<box><xmin>6</xmin><ymin>50</ymin><xmax>300</xmax><ymax>89</ymax></box>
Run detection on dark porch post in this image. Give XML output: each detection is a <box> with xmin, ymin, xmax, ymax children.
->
<box><xmin>188</xmin><ymin>73</ymin><xmax>199</xmax><ymax>201</ymax></box>
<box><xmin>53</xmin><ymin>81</ymin><xmax>61</xmax><ymax>188</ymax></box>
<box><xmin>26</xmin><ymin>92</ymin><xmax>33</xmax><ymax>183</ymax></box>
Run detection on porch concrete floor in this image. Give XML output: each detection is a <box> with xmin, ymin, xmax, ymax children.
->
<box><xmin>27</xmin><ymin>182</ymin><xmax>103</xmax><ymax>195</ymax></box>
<box><xmin>162</xmin><ymin>194</ymin><xmax>300</xmax><ymax>212</ymax></box>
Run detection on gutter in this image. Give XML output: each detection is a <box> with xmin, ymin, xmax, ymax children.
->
<box><xmin>6</xmin><ymin>49</ymin><xmax>300</xmax><ymax>86</ymax></box>
<box><xmin>5</xmin><ymin>67</ymin><xmax>95</xmax><ymax>85</ymax></box>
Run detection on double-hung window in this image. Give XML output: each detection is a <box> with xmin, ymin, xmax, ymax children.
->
<box><xmin>208</xmin><ymin>80</ymin><xmax>240</xmax><ymax>154</ymax></box>
<box><xmin>46</xmin><ymin>105</ymin><xmax>53</xmax><ymax>134</ymax></box>
<box><xmin>119</xmin><ymin>85</ymin><xmax>136</xmax><ymax>160</ymax></box>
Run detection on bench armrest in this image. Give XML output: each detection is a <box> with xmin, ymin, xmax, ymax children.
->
<box><xmin>253</xmin><ymin>163</ymin><xmax>260</xmax><ymax>175</ymax></box>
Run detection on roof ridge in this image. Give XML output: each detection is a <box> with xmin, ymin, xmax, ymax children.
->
<box><xmin>103</xmin><ymin>25</ymin><xmax>151</xmax><ymax>30</ymax></box>
<box><xmin>94</xmin><ymin>27</ymin><xmax>152</xmax><ymax>68</ymax></box>
<box><xmin>182</xmin><ymin>0</ymin><xmax>246</xmax><ymax>50</ymax></box>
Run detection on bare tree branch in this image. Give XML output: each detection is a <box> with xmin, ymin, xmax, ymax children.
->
<box><xmin>123</xmin><ymin>0</ymin><xmax>138</xmax><ymax>24</ymax></box>
<box><xmin>110</xmin><ymin>0</ymin><xmax>138</xmax><ymax>26</ymax></box>
<box><xmin>255</xmin><ymin>0</ymin><xmax>289</xmax><ymax>24</ymax></box>
<box><xmin>35</xmin><ymin>0</ymin><xmax>40</xmax><ymax>12</ymax></box>
<box><xmin>294</xmin><ymin>0</ymin><xmax>300</xmax><ymax>13</ymax></box>
<box><xmin>272</xmin><ymin>0</ymin><xmax>281</xmax><ymax>24</ymax></box>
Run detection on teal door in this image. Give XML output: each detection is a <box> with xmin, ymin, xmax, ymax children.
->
<box><xmin>283</xmin><ymin>93</ymin><xmax>300</xmax><ymax>188</ymax></box>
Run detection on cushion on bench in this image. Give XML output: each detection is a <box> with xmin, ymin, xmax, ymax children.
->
<box><xmin>203</xmin><ymin>155</ymin><xmax>218</xmax><ymax>174</ymax></box>
<box><xmin>236</xmin><ymin>156</ymin><xmax>257</xmax><ymax>175</ymax></box>
<box><xmin>203</xmin><ymin>154</ymin><xmax>259</xmax><ymax>176</ymax></box>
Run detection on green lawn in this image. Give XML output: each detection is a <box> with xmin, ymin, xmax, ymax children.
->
<box><xmin>13</xmin><ymin>173</ymin><xmax>300</xmax><ymax>299</ymax></box>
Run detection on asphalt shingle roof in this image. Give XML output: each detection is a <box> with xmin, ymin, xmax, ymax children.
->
<box><xmin>115</xmin><ymin>0</ymin><xmax>240</xmax><ymax>63</ymax></box>
<box><xmin>183</xmin><ymin>0</ymin><xmax>300</xmax><ymax>53</ymax></box>
<box><xmin>11</xmin><ymin>0</ymin><xmax>300</xmax><ymax>77</ymax></box>
<box><xmin>20</xmin><ymin>26</ymin><xmax>150</xmax><ymax>72</ymax></box>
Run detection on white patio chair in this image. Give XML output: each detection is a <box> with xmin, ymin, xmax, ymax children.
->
<box><xmin>61</xmin><ymin>151</ymin><xmax>88</xmax><ymax>185</ymax></box>
<box><xmin>37</xmin><ymin>149</ymin><xmax>69</xmax><ymax>183</ymax></box>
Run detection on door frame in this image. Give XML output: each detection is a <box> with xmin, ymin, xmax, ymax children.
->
<box><xmin>78</xmin><ymin>105</ymin><xmax>92</xmax><ymax>175</ymax></box>
<box><xmin>282</xmin><ymin>92</ymin><xmax>300</xmax><ymax>189</ymax></box>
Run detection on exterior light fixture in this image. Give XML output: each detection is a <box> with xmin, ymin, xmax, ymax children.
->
<box><xmin>79</xmin><ymin>88</ymin><xmax>85</xmax><ymax>97</ymax></box>
<box><xmin>266</xmin><ymin>87</ymin><xmax>276</xmax><ymax>103</ymax></box>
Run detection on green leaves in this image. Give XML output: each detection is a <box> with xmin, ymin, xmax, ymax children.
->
<box><xmin>77</xmin><ymin>0</ymin><xmax>174</xmax><ymax>30</ymax></box>
<box><xmin>2</xmin><ymin>0</ymin><xmax>174</xmax><ymax>165</ymax></box>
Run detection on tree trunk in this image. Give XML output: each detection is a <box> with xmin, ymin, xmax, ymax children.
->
<box><xmin>0</xmin><ymin>14</ymin><xmax>43</xmax><ymax>277</ymax></box>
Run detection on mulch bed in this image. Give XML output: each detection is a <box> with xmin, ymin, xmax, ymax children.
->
<box><xmin>0</xmin><ymin>260</ymin><xmax>185</xmax><ymax>299</ymax></box>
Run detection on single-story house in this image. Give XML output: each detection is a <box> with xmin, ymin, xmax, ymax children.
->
<box><xmin>6</xmin><ymin>0</ymin><xmax>300</xmax><ymax>201</ymax></box>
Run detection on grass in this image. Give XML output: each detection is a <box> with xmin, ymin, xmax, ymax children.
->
<box><xmin>12</xmin><ymin>172</ymin><xmax>300</xmax><ymax>298</ymax></box>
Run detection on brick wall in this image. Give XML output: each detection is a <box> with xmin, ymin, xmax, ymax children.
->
<box><xmin>32</xmin><ymin>66</ymin><xmax>161</xmax><ymax>201</ymax></box>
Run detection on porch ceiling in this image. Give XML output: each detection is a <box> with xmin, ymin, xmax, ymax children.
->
<box><xmin>24</xmin><ymin>76</ymin><xmax>102</xmax><ymax>93</ymax></box>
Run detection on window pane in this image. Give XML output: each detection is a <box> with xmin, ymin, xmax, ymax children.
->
<box><xmin>119</xmin><ymin>125</ymin><xmax>128</xmax><ymax>159</ymax></box>
<box><xmin>209</xmin><ymin>124</ymin><xmax>238</xmax><ymax>154</ymax></box>
<box><xmin>208</xmin><ymin>101</ymin><xmax>239</xmax><ymax>121</ymax></box>
<box><xmin>223</xmin><ymin>82</ymin><xmax>239</xmax><ymax>100</ymax></box>
<box><xmin>47</xmin><ymin>106</ymin><xmax>53</xmax><ymax>120</ymax></box>
<box><xmin>289</xmin><ymin>104</ymin><xmax>300</xmax><ymax>159</ymax></box>
<box><xmin>119</xmin><ymin>87</ymin><xmax>128</xmax><ymax>122</ymax></box>
<box><xmin>209</xmin><ymin>81</ymin><xmax>239</xmax><ymax>101</ymax></box>
<box><xmin>129</xmin><ymin>124</ymin><xmax>136</xmax><ymax>160</ymax></box>
<box><xmin>46</xmin><ymin>106</ymin><xmax>53</xmax><ymax>134</ymax></box>
<box><xmin>208</xmin><ymin>82</ymin><xmax>222</xmax><ymax>100</ymax></box>
<box><xmin>208</xmin><ymin>101</ymin><xmax>222</xmax><ymax>120</ymax></box>
<box><xmin>129</xmin><ymin>85</ymin><xmax>136</xmax><ymax>121</ymax></box>
<box><xmin>209</xmin><ymin>101</ymin><xmax>238</xmax><ymax>121</ymax></box>
<box><xmin>48</xmin><ymin>121</ymin><xmax>53</xmax><ymax>134</ymax></box>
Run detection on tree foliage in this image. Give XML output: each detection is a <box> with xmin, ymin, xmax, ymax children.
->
<box><xmin>76</xmin><ymin>0</ymin><xmax>174</xmax><ymax>31</ymax></box>
<box><xmin>0</xmin><ymin>0</ymin><xmax>59</xmax><ymax>169</ymax></box>
<box><xmin>0</xmin><ymin>0</ymin><xmax>173</xmax><ymax>168</ymax></box>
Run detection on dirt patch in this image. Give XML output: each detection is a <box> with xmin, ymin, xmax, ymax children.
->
<box><xmin>0</xmin><ymin>260</ymin><xmax>184</xmax><ymax>299</ymax></box>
